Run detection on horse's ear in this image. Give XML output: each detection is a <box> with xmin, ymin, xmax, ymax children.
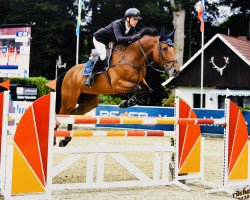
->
<box><xmin>159</xmin><ymin>28</ymin><xmax>166</xmax><ymax>41</ymax></box>
<box><xmin>166</xmin><ymin>29</ymin><xmax>175</xmax><ymax>39</ymax></box>
<box><xmin>160</xmin><ymin>28</ymin><xmax>165</xmax><ymax>37</ymax></box>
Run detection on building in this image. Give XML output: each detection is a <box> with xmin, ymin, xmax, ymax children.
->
<box><xmin>162</xmin><ymin>34</ymin><xmax>250</xmax><ymax>109</ymax></box>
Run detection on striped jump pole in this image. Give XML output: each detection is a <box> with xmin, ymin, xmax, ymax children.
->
<box><xmin>56</xmin><ymin>115</ymin><xmax>226</xmax><ymax>125</ymax></box>
<box><xmin>54</xmin><ymin>130</ymin><xmax>174</xmax><ymax>137</ymax></box>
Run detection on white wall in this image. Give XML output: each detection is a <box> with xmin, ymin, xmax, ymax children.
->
<box><xmin>173</xmin><ymin>87</ymin><xmax>219</xmax><ymax>109</ymax></box>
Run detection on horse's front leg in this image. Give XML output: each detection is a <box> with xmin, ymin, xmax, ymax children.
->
<box><xmin>139</xmin><ymin>78</ymin><xmax>153</xmax><ymax>95</ymax></box>
<box><xmin>111</xmin><ymin>79</ymin><xmax>139</xmax><ymax>108</ymax></box>
<box><xmin>136</xmin><ymin>78</ymin><xmax>153</xmax><ymax>105</ymax></box>
<box><xmin>113</xmin><ymin>79</ymin><xmax>152</xmax><ymax>108</ymax></box>
<box><xmin>122</xmin><ymin>79</ymin><xmax>153</xmax><ymax>108</ymax></box>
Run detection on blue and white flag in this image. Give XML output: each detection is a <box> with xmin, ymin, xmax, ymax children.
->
<box><xmin>76</xmin><ymin>0</ymin><xmax>83</xmax><ymax>36</ymax></box>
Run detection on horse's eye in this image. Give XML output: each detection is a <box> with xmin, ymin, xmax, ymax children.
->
<box><xmin>162</xmin><ymin>47</ymin><xmax>168</xmax><ymax>52</ymax></box>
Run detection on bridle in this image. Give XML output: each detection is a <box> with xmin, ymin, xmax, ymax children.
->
<box><xmin>138</xmin><ymin>38</ymin><xmax>178</xmax><ymax>73</ymax></box>
<box><xmin>157</xmin><ymin>40</ymin><xmax>178</xmax><ymax>71</ymax></box>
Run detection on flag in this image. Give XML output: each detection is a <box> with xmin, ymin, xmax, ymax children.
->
<box><xmin>76</xmin><ymin>0</ymin><xmax>83</xmax><ymax>36</ymax></box>
<box><xmin>198</xmin><ymin>0</ymin><xmax>206</xmax><ymax>32</ymax></box>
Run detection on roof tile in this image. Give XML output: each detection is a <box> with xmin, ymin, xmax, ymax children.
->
<box><xmin>220</xmin><ymin>34</ymin><xmax>250</xmax><ymax>61</ymax></box>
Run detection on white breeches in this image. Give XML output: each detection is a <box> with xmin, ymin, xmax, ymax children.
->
<box><xmin>93</xmin><ymin>37</ymin><xmax>106</xmax><ymax>61</ymax></box>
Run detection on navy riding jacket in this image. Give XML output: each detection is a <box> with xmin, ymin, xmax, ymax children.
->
<box><xmin>93</xmin><ymin>19</ymin><xmax>137</xmax><ymax>46</ymax></box>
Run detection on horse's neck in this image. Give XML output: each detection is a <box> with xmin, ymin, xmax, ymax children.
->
<box><xmin>112</xmin><ymin>36</ymin><xmax>158</xmax><ymax>67</ymax></box>
<box><xmin>139</xmin><ymin>36</ymin><xmax>158</xmax><ymax>56</ymax></box>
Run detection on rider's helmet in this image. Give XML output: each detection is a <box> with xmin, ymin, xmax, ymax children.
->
<box><xmin>124</xmin><ymin>8</ymin><xmax>142</xmax><ymax>19</ymax></box>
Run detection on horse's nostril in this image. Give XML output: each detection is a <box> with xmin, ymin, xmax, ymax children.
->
<box><xmin>174</xmin><ymin>69</ymin><xmax>180</xmax><ymax>76</ymax></box>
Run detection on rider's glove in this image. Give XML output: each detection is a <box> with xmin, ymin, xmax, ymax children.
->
<box><xmin>132</xmin><ymin>33</ymin><xmax>141</xmax><ymax>41</ymax></box>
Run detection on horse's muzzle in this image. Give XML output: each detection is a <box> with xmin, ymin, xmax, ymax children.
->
<box><xmin>164</xmin><ymin>61</ymin><xmax>180</xmax><ymax>77</ymax></box>
<box><xmin>171</xmin><ymin>68</ymin><xmax>180</xmax><ymax>77</ymax></box>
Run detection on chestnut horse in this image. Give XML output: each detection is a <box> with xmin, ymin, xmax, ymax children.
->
<box><xmin>56</xmin><ymin>27</ymin><xmax>180</xmax><ymax>146</ymax></box>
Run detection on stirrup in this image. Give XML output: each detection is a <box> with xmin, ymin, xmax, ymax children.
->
<box><xmin>84</xmin><ymin>76</ymin><xmax>94</xmax><ymax>86</ymax></box>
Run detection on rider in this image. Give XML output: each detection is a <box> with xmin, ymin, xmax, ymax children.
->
<box><xmin>84</xmin><ymin>8</ymin><xmax>142</xmax><ymax>86</ymax></box>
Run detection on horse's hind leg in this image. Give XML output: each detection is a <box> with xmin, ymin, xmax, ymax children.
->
<box><xmin>59</xmin><ymin>94</ymin><xmax>99</xmax><ymax>147</ymax></box>
<box><xmin>70</xmin><ymin>94</ymin><xmax>99</xmax><ymax>115</ymax></box>
<box><xmin>57</xmin><ymin>88</ymin><xmax>80</xmax><ymax>147</ymax></box>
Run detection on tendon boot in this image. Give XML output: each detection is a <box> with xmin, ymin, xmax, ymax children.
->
<box><xmin>84</xmin><ymin>59</ymin><xmax>104</xmax><ymax>86</ymax></box>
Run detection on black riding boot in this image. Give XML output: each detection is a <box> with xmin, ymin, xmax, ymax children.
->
<box><xmin>84</xmin><ymin>59</ymin><xmax>104</xmax><ymax>86</ymax></box>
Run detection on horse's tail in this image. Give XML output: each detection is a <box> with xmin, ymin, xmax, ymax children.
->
<box><xmin>55</xmin><ymin>72</ymin><xmax>67</xmax><ymax>114</ymax></box>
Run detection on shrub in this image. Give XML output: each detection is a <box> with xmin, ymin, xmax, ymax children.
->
<box><xmin>5</xmin><ymin>77</ymin><xmax>52</xmax><ymax>97</ymax></box>
<box><xmin>162</xmin><ymin>95</ymin><xmax>175</xmax><ymax>107</ymax></box>
<box><xmin>99</xmin><ymin>95</ymin><xmax>123</xmax><ymax>105</ymax></box>
<box><xmin>241</xmin><ymin>106</ymin><xmax>250</xmax><ymax>112</ymax></box>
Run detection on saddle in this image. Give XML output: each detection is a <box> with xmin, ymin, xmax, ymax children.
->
<box><xmin>82</xmin><ymin>43</ymin><xmax>115</xmax><ymax>76</ymax></box>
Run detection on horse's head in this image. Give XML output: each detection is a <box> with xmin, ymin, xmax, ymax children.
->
<box><xmin>153</xmin><ymin>28</ymin><xmax>180</xmax><ymax>77</ymax></box>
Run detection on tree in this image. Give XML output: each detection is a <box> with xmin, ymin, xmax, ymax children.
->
<box><xmin>208</xmin><ymin>0</ymin><xmax>250</xmax><ymax>38</ymax></box>
<box><xmin>1</xmin><ymin>0</ymin><xmax>77</xmax><ymax>79</ymax></box>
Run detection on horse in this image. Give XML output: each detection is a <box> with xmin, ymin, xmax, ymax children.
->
<box><xmin>56</xmin><ymin>27</ymin><xmax>180</xmax><ymax>147</ymax></box>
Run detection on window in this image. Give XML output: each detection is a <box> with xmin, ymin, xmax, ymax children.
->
<box><xmin>218</xmin><ymin>95</ymin><xmax>226</xmax><ymax>109</ymax></box>
<box><xmin>243</xmin><ymin>97</ymin><xmax>250</xmax><ymax>107</ymax></box>
<box><xmin>193</xmin><ymin>94</ymin><xmax>205</xmax><ymax>108</ymax></box>
<box><xmin>218</xmin><ymin>96</ymin><xmax>249</xmax><ymax>109</ymax></box>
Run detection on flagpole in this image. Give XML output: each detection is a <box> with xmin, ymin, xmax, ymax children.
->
<box><xmin>198</xmin><ymin>0</ymin><xmax>205</xmax><ymax>108</ymax></box>
<box><xmin>76</xmin><ymin>0</ymin><xmax>82</xmax><ymax>65</ymax></box>
<box><xmin>200</xmin><ymin>30</ymin><xmax>204</xmax><ymax>108</ymax></box>
<box><xmin>76</xmin><ymin>34</ymin><xmax>79</xmax><ymax>65</ymax></box>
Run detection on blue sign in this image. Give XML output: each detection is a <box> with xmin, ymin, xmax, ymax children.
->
<box><xmin>16</xmin><ymin>31</ymin><xmax>29</xmax><ymax>37</ymax></box>
<box><xmin>0</xmin><ymin>65</ymin><xmax>18</xmax><ymax>69</ymax></box>
<box><xmin>1</xmin><ymin>46</ymin><xmax>7</xmax><ymax>53</ymax></box>
<box><xmin>243</xmin><ymin>111</ymin><xmax>250</xmax><ymax>135</ymax></box>
<box><xmin>194</xmin><ymin>109</ymin><xmax>224</xmax><ymax>134</ymax></box>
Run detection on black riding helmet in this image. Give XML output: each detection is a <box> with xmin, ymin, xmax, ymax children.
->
<box><xmin>124</xmin><ymin>8</ymin><xmax>142</xmax><ymax>19</ymax></box>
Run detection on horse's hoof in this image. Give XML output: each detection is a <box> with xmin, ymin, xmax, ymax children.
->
<box><xmin>148</xmin><ymin>88</ymin><xmax>153</xmax><ymax>94</ymax></box>
<box><xmin>119</xmin><ymin>100</ymin><xmax>128</xmax><ymax>108</ymax></box>
<box><xmin>59</xmin><ymin>140</ymin><xmax>68</xmax><ymax>147</ymax></box>
<box><xmin>133</xmin><ymin>85</ymin><xmax>142</xmax><ymax>94</ymax></box>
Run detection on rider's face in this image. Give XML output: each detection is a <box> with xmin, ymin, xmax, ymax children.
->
<box><xmin>127</xmin><ymin>17</ymin><xmax>139</xmax><ymax>28</ymax></box>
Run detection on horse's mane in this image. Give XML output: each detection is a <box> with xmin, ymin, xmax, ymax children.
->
<box><xmin>115</xmin><ymin>27</ymin><xmax>158</xmax><ymax>50</ymax></box>
<box><xmin>137</xmin><ymin>27</ymin><xmax>158</xmax><ymax>39</ymax></box>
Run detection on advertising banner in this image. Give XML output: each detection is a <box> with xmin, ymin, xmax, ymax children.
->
<box><xmin>0</xmin><ymin>25</ymin><xmax>31</xmax><ymax>78</ymax></box>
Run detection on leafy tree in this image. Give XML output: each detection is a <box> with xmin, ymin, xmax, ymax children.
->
<box><xmin>1</xmin><ymin>0</ymin><xmax>77</xmax><ymax>79</ymax></box>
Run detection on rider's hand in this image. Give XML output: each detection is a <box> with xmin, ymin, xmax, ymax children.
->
<box><xmin>131</xmin><ymin>33</ymin><xmax>141</xmax><ymax>42</ymax></box>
